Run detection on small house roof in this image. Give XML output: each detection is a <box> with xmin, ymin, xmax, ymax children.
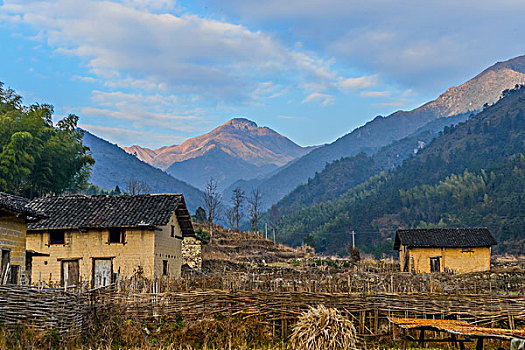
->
<box><xmin>0</xmin><ymin>192</ymin><xmax>45</xmax><ymax>220</ymax></box>
<box><xmin>393</xmin><ymin>228</ymin><xmax>497</xmax><ymax>250</ymax></box>
<box><xmin>27</xmin><ymin>194</ymin><xmax>194</xmax><ymax>237</ymax></box>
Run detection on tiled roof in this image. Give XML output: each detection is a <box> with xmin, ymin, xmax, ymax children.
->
<box><xmin>27</xmin><ymin>194</ymin><xmax>194</xmax><ymax>237</ymax></box>
<box><xmin>0</xmin><ymin>192</ymin><xmax>44</xmax><ymax>219</ymax></box>
<box><xmin>394</xmin><ymin>228</ymin><xmax>497</xmax><ymax>250</ymax></box>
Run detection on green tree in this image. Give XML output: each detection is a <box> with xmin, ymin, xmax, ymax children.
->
<box><xmin>0</xmin><ymin>83</ymin><xmax>94</xmax><ymax>197</ymax></box>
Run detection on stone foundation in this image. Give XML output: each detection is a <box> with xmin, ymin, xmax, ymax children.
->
<box><xmin>182</xmin><ymin>237</ymin><xmax>202</xmax><ymax>271</ymax></box>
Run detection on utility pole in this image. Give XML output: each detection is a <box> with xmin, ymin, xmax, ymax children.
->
<box><xmin>265</xmin><ymin>223</ymin><xmax>268</xmax><ymax>240</ymax></box>
<box><xmin>351</xmin><ymin>230</ymin><xmax>355</xmax><ymax>248</ymax></box>
<box><xmin>273</xmin><ymin>228</ymin><xmax>276</xmax><ymax>243</ymax></box>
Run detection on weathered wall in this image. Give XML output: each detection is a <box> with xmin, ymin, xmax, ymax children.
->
<box><xmin>154</xmin><ymin>212</ymin><xmax>183</xmax><ymax>279</ymax></box>
<box><xmin>400</xmin><ymin>246</ymin><xmax>491</xmax><ymax>273</ymax></box>
<box><xmin>442</xmin><ymin>247</ymin><xmax>491</xmax><ymax>273</ymax></box>
<box><xmin>0</xmin><ymin>217</ymin><xmax>26</xmax><ymax>283</ymax></box>
<box><xmin>182</xmin><ymin>236</ymin><xmax>202</xmax><ymax>270</ymax></box>
<box><xmin>26</xmin><ymin>228</ymin><xmax>155</xmax><ymax>285</ymax></box>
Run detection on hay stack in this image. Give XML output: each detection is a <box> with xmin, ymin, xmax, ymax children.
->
<box><xmin>290</xmin><ymin>305</ymin><xmax>357</xmax><ymax>350</ymax></box>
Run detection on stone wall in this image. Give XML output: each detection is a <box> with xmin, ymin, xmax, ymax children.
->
<box><xmin>182</xmin><ymin>236</ymin><xmax>202</xmax><ymax>271</ymax></box>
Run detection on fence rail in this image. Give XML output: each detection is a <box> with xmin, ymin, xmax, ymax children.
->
<box><xmin>1</xmin><ymin>282</ymin><xmax>524</xmax><ymax>340</ymax></box>
<box><xmin>90</xmin><ymin>287</ymin><xmax>525</xmax><ymax>336</ymax></box>
<box><xmin>0</xmin><ymin>286</ymin><xmax>87</xmax><ymax>338</ymax></box>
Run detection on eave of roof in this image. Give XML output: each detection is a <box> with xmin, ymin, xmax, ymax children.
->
<box><xmin>0</xmin><ymin>192</ymin><xmax>46</xmax><ymax>220</ymax></box>
<box><xmin>393</xmin><ymin>227</ymin><xmax>497</xmax><ymax>250</ymax></box>
<box><xmin>26</xmin><ymin>193</ymin><xmax>195</xmax><ymax>237</ymax></box>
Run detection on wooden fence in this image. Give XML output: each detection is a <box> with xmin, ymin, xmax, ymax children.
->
<box><xmin>179</xmin><ymin>269</ymin><xmax>525</xmax><ymax>295</ymax></box>
<box><xmin>1</xmin><ymin>284</ymin><xmax>524</xmax><ymax>341</ymax></box>
<box><xmin>90</xmin><ymin>287</ymin><xmax>525</xmax><ymax>338</ymax></box>
<box><xmin>0</xmin><ymin>285</ymin><xmax>87</xmax><ymax>338</ymax></box>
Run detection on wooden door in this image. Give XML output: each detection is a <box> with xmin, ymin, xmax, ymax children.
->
<box><xmin>93</xmin><ymin>259</ymin><xmax>112</xmax><ymax>288</ymax></box>
<box><xmin>62</xmin><ymin>260</ymin><xmax>80</xmax><ymax>287</ymax></box>
<box><xmin>430</xmin><ymin>257</ymin><xmax>441</xmax><ymax>272</ymax></box>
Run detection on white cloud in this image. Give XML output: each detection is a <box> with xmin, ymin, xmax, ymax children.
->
<box><xmin>338</xmin><ymin>75</ymin><xmax>378</xmax><ymax>90</ymax></box>
<box><xmin>80</xmin><ymin>123</ymin><xmax>185</xmax><ymax>147</ymax></box>
<box><xmin>360</xmin><ymin>90</ymin><xmax>390</xmax><ymax>98</ymax></box>
<box><xmin>0</xmin><ymin>0</ymin><xmax>356</xmax><ymax>103</ymax></box>
<box><xmin>72</xmin><ymin>75</ymin><xmax>97</xmax><ymax>83</ymax></box>
<box><xmin>252</xmin><ymin>81</ymin><xmax>289</xmax><ymax>100</ymax></box>
<box><xmin>78</xmin><ymin>89</ymin><xmax>209</xmax><ymax>138</ymax></box>
<box><xmin>301</xmin><ymin>92</ymin><xmax>334</xmax><ymax>106</ymax></box>
<box><xmin>122</xmin><ymin>0</ymin><xmax>176</xmax><ymax>11</ymax></box>
<box><xmin>207</xmin><ymin>0</ymin><xmax>525</xmax><ymax>93</ymax></box>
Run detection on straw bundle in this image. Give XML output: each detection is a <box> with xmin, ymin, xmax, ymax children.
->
<box><xmin>290</xmin><ymin>305</ymin><xmax>357</xmax><ymax>350</ymax></box>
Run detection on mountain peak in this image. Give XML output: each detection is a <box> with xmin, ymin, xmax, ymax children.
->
<box><xmin>122</xmin><ymin>116</ymin><xmax>312</xmax><ymax>190</ymax></box>
<box><xmin>221</xmin><ymin>118</ymin><xmax>258</xmax><ymax>129</ymax></box>
<box><xmin>488</xmin><ymin>54</ymin><xmax>525</xmax><ymax>73</ymax></box>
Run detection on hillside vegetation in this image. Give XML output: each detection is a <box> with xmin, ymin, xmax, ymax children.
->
<box><xmin>274</xmin><ymin>85</ymin><xmax>525</xmax><ymax>256</ymax></box>
<box><xmin>83</xmin><ymin>131</ymin><xmax>203</xmax><ymax>210</ymax></box>
<box><xmin>276</xmin><ymin>114</ymin><xmax>469</xmax><ymax>216</ymax></box>
<box><xmin>230</xmin><ymin>55</ymin><xmax>525</xmax><ymax>209</ymax></box>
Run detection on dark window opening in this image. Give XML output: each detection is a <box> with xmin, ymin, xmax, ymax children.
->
<box><xmin>1</xmin><ymin>249</ymin><xmax>10</xmax><ymax>283</ymax></box>
<box><xmin>430</xmin><ymin>257</ymin><xmax>441</xmax><ymax>273</ymax></box>
<box><xmin>108</xmin><ymin>228</ymin><xmax>126</xmax><ymax>244</ymax></box>
<box><xmin>49</xmin><ymin>231</ymin><xmax>65</xmax><ymax>245</ymax></box>
<box><xmin>403</xmin><ymin>249</ymin><xmax>409</xmax><ymax>272</ymax></box>
<box><xmin>162</xmin><ymin>260</ymin><xmax>168</xmax><ymax>276</ymax></box>
<box><xmin>9</xmin><ymin>265</ymin><xmax>19</xmax><ymax>284</ymax></box>
<box><xmin>171</xmin><ymin>225</ymin><xmax>175</xmax><ymax>237</ymax></box>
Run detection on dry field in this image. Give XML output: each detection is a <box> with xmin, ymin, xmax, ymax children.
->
<box><xmin>0</xmin><ymin>226</ymin><xmax>523</xmax><ymax>349</ymax></box>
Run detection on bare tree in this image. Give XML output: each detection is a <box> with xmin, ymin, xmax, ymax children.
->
<box><xmin>247</xmin><ymin>188</ymin><xmax>262</xmax><ymax>233</ymax></box>
<box><xmin>225</xmin><ymin>207</ymin><xmax>235</xmax><ymax>232</ymax></box>
<box><xmin>231</xmin><ymin>187</ymin><xmax>245</xmax><ymax>232</ymax></box>
<box><xmin>125</xmin><ymin>178</ymin><xmax>151</xmax><ymax>195</ymax></box>
<box><xmin>202</xmin><ymin>177</ymin><xmax>222</xmax><ymax>237</ymax></box>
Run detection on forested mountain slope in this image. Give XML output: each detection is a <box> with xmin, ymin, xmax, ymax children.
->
<box><xmin>233</xmin><ymin>55</ymin><xmax>525</xmax><ymax>209</ymax></box>
<box><xmin>83</xmin><ymin>131</ymin><xmax>203</xmax><ymax>210</ymax></box>
<box><xmin>275</xmin><ymin>114</ymin><xmax>469</xmax><ymax>216</ymax></box>
<box><xmin>274</xmin><ymin>86</ymin><xmax>525</xmax><ymax>256</ymax></box>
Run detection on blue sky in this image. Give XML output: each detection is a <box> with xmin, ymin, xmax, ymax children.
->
<box><xmin>0</xmin><ymin>0</ymin><xmax>523</xmax><ymax>148</ymax></box>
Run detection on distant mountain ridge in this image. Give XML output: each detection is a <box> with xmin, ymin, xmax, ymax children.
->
<box><xmin>82</xmin><ymin>131</ymin><xmax>203</xmax><ymax>211</ymax></box>
<box><xmin>229</xmin><ymin>55</ymin><xmax>525</xmax><ymax>208</ymax></box>
<box><xmin>274</xmin><ymin>85</ymin><xmax>525</xmax><ymax>255</ymax></box>
<box><xmin>123</xmin><ymin>118</ymin><xmax>315</xmax><ymax>190</ymax></box>
<box><xmin>275</xmin><ymin>113</ymin><xmax>470</xmax><ymax>216</ymax></box>
<box><xmin>125</xmin><ymin>145</ymin><xmax>157</xmax><ymax>163</ymax></box>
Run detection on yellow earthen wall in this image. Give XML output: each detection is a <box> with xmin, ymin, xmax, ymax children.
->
<box><xmin>153</xmin><ymin>213</ymin><xmax>183</xmax><ymax>279</ymax></box>
<box><xmin>399</xmin><ymin>246</ymin><xmax>491</xmax><ymax>273</ymax></box>
<box><xmin>0</xmin><ymin>217</ymin><xmax>26</xmax><ymax>283</ymax></box>
<box><xmin>26</xmin><ymin>228</ymin><xmax>155</xmax><ymax>285</ymax></box>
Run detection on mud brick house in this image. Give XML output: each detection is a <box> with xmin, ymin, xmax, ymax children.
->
<box><xmin>0</xmin><ymin>192</ymin><xmax>45</xmax><ymax>285</ymax></box>
<box><xmin>26</xmin><ymin>194</ymin><xmax>196</xmax><ymax>287</ymax></box>
<box><xmin>394</xmin><ymin>228</ymin><xmax>497</xmax><ymax>274</ymax></box>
